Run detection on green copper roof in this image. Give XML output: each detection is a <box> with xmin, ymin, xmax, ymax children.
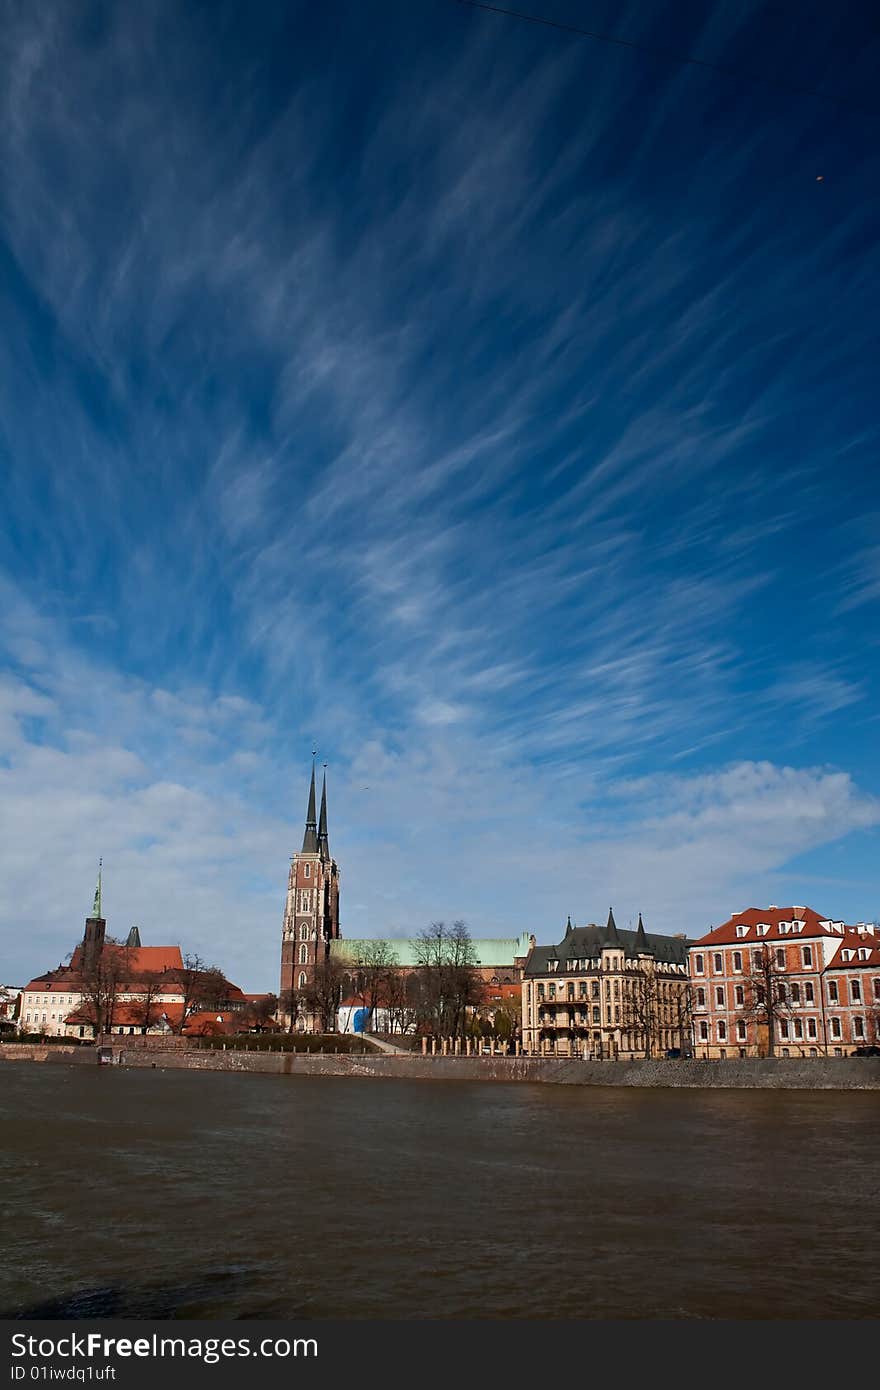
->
<box><xmin>90</xmin><ymin>860</ymin><xmax>102</xmax><ymax>919</ymax></box>
<box><xmin>331</xmin><ymin>932</ymin><xmax>533</xmax><ymax>969</ymax></box>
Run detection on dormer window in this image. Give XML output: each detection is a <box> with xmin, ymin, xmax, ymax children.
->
<box><xmin>548</xmin><ymin>960</ymin><xmax>558</xmax><ymax>972</ymax></box>
<box><xmin>841</xmin><ymin>949</ymin><xmax>854</xmax><ymax>961</ymax></box>
<box><xmin>735</xmin><ymin>924</ymin><xmax>748</xmax><ymax>938</ymax></box>
<box><xmin>756</xmin><ymin>924</ymin><xmax>769</xmax><ymax>936</ymax></box>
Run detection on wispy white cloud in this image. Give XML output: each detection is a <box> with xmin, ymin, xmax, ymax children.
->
<box><xmin>0</xmin><ymin>1</ymin><xmax>878</xmax><ymax>980</ymax></box>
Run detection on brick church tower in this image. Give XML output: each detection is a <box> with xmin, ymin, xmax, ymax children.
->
<box><xmin>279</xmin><ymin>761</ymin><xmax>340</xmax><ymax>1028</ymax></box>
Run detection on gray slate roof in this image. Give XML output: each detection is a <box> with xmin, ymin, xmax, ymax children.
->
<box><xmin>524</xmin><ymin>921</ymin><xmax>692</xmax><ymax>975</ymax></box>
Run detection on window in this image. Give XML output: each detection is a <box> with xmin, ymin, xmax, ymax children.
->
<box><xmin>802</xmin><ymin>946</ymin><xmax>813</xmax><ymax>968</ymax></box>
<box><xmin>851</xmin><ymin>980</ymin><xmax>862</xmax><ymax>1004</ymax></box>
<box><xmin>304</xmin><ymin>863</ymin><xmax>310</xmax><ymax>878</ymax></box>
<box><xmin>757</xmin><ymin>923</ymin><xmax>769</xmax><ymax>936</ymax></box>
<box><xmin>828</xmin><ymin>980</ymin><xmax>839</xmax><ymax>1004</ymax></box>
<box><xmin>299</xmin><ymin>944</ymin><xmax>308</xmax><ymax>965</ymax></box>
<box><xmin>735</xmin><ymin>924</ymin><xmax>748</xmax><ymax>938</ymax></box>
<box><xmin>537</xmin><ymin>984</ymin><xmax>545</xmax><ymax>1000</ymax></box>
<box><xmin>694</xmin><ymin>954</ymin><xmax>704</xmax><ymax>974</ymax></box>
<box><xmin>736</xmin><ymin>1020</ymin><xmax>747</xmax><ymax>1041</ymax></box>
<box><xmin>830</xmin><ymin>1017</ymin><xmax>842</xmax><ymax>1038</ymax></box>
<box><xmin>853</xmin><ymin>1016</ymin><xmax>865</xmax><ymax>1038</ymax></box>
<box><xmin>591</xmin><ymin>980</ymin><xmax>600</xmax><ymax>999</ymax></box>
<box><xmin>567</xmin><ymin>983</ymin><xmax>574</xmax><ymax>1000</ymax></box>
<box><xmin>614</xmin><ymin>1006</ymin><xmax>620</xmax><ymax>1023</ymax></box>
<box><xmin>300</xmin><ymin>925</ymin><xmax>309</xmax><ymax>940</ymax></box>
<box><xmin>793</xmin><ymin>1018</ymin><xmax>803</xmax><ymax>1039</ymax></box>
<box><xmin>735</xmin><ymin>984</ymin><xmax>744</xmax><ymax>1007</ymax></box>
<box><xmin>733</xmin><ymin>951</ymin><xmax>742</xmax><ymax>972</ymax></box>
<box><xmin>699</xmin><ymin>1020</ymin><xmax>709</xmax><ymax>1040</ymax></box>
<box><xmin>779</xmin><ymin>1020</ymin><xmax>789</xmax><ymax>1039</ymax></box>
<box><xmin>695</xmin><ymin>987</ymin><xmax>705</xmax><ymax>1007</ymax></box>
<box><xmin>874</xmin><ymin>979</ymin><xmax>880</xmax><ymax>1002</ymax></box>
<box><xmin>717</xmin><ymin>1021</ymin><xmax>726</xmax><ymax>1041</ymax></box>
<box><xmin>807</xmin><ymin>1018</ymin><xmax>817</xmax><ymax>1039</ymax></box>
<box><xmin>790</xmin><ymin>982</ymin><xmax>800</xmax><ymax>1004</ymax></box>
<box><xmin>579</xmin><ymin>982</ymin><xmax>587</xmax><ymax>998</ymax></box>
<box><xmin>804</xmin><ymin>981</ymin><xmax>814</xmax><ymax>1003</ymax></box>
<box><xmin>715</xmin><ymin>986</ymin><xmax>724</xmax><ymax>1006</ymax></box>
<box><xmin>713</xmin><ymin>953</ymin><xmax>723</xmax><ymax>973</ymax></box>
<box><xmin>298</xmin><ymin>972</ymin><xmax>307</xmax><ymax>989</ymax></box>
<box><xmin>775</xmin><ymin>948</ymin><xmax>786</xmax><ymax>969</ymax></box>
<box><xmin>752</xmin><ymin>949</ymin><xmax>763</xmax><ymax>971</ymax></box>
<box><xmin>592</xmin><ymin>1007</ymin><xmax>600</xmax><ymax>1024</ymax></box>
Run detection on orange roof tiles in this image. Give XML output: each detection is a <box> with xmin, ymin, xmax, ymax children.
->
<box><xmin>692</xmin><ymin>906</ymin><xmax>838</xmax><ymax>947</ymax></box>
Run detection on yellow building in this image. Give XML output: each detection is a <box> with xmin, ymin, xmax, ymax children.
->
<box><xmin>522</xmin><ymin>911</ymin><xmax>692</xmax><ymax>1058</ymax></box>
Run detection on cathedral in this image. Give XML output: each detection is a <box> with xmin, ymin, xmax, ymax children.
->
<box><xmin>279</xmin><ymin>761</ymin><xmax>340</xmax><ymax>1027</ymax></box>
<box><xmin>279</xmin><ymin>763</ymin><xmax>533</xmax><ymax>1031</ymax></box>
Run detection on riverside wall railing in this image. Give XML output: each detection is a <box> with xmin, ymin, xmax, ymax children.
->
<box><xmin>3</xmin><ymin>1040</ymin><xmax>880</xmax><ymax>1087</ymax></box>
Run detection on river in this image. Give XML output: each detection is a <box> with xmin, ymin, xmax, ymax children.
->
<box><xmin>1</xmin><ymin>1062</ymin><xmax>877</xmax><ymax>1318</ymax></box>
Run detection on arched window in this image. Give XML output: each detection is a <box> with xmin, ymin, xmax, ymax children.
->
<box><xmin>299</xmin><ymin>943</ymin><xmax>308</xmax><ymax>965</ymax></box>
<box><xmin>300</xmin><ymin>924</ymin><xmax>309</xmax><ymax>940</ymax></box>
<box><xmin>298</xmin><ymin>972</ymin><xmax>307</xmax><ymax>989</ymax></box>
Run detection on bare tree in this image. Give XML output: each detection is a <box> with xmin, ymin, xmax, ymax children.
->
<box><xmin>245</xmin><ymin>993</ymin><xmax>278</xmax><ymax>1031</ymax></box>
<box><xmin>413</xmin><ymin>921</ymin><xmax>482</xmax><ymax>1040</ymax></box>
<box><xmin>384</xmin><ymin>968</ymin><xmax>413</xmax><ymax>1035</ymax></box>
<box><xmin>620</xmin><ymin>967</ymin><xmax>661</xmax><ymax>1059</ymax></box>
<box><xmin>352</xmin><ymin>941</ymin><xmax>400</xmax><ymax>1031</ymax></box>
<box><xmin>169</xmin><ymin>954</ymin><xmax>227</xmax><ymax>1034</ymax></box>
<box><xmin>669</xmin><ymin>976</ymin><xmax>694</xmax><ymax>1056</ymax></box>
<box><xmin>741</xmin><ymin>943</ymin><xmax>794</xmax><ymax>1057</ymax></box>
<box><xmin>77</xmin><ymin>939</ymin><xmax>130</xmax><ymax>1037</ymax></box>
<box><xmin>126</xmin><ymin>971</ymin><xmax>165</xmax><ymax>1034</ymax></box>
<box><xmin>304</xmin><ymin>957</ymin><xmax>347</xmax><ymax>1033</ymax></box>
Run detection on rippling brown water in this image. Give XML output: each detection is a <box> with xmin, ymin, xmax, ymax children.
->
<box><xmin>1</xmin><ymin>1062</ymin><xmax>878</xmax><ymax>1319</ymax></box>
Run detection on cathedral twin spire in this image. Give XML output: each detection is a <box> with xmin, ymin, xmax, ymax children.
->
<box><xmin>301</xmin><ymin>759</ymin><xmax>330</xmax><ymax>860</ymax></box>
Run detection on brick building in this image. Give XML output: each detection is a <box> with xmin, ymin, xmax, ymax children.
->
<box><xmin>689</xmin><ymin>906</ymin><xmax>880</xmax><ymax>1057</ymax></box>
<box><xmin>18</xmin><ymin>868</ymin><xmax>246</xmax><ymax>1039</ymax></box>
<box><xmin>279</xmin><ymin>761</ymin><xmax>340</xmax><ymax>1027</ymax></box>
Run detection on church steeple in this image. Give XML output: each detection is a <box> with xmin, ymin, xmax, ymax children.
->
<box><xmin>317</xmin><ymin>769</ymin><xmax>329</xmax><ymax>861</ymax></box>
<box><xmin>91</xmin><ymin>859</ymin><xmax>103</xmax><ymax>918</ymax></box>
<box><xmin>82</xmin><ymin>860</ymin><xmax>106</xmax><ymax>972</ymax></box>
<box><xmin>280</xmin><ymin>757</ymin><xmax>341</xmax><ymax>1027</ymax></box>
<box><xmin>302</xmin><ymin>761</ymin><xmax>318</xmax><ymax>854</ymax></box>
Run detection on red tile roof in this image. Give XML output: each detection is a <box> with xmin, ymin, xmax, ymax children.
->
<box><xmin>691</xmin><ymin>906</ymin><xmax>843</xmax><ymax>947</ymax></box>
<box><xmin>825</xmin><ymin>927</ymin><xmax>880</xmax><ymax>970</ymax></box>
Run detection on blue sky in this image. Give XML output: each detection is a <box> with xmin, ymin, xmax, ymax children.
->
<box><xmin>1</xmin><ymin>0</ymin><xmax>879</xmax><ymax>989</ymax></box>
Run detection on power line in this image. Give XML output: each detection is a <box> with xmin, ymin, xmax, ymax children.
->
<box><xmin>454</xmin><ymin>0</ymin><xmax>875</xmax><ymax>116</ymax></box>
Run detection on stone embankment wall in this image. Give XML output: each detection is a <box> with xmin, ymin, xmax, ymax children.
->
<box><xmin>5</xmin><ymin>1043</ymin><xmax>878</xmax><ymax>1088</ymax></box>
<box><xmin>4</xmin><ymin>1044</ymin><xmax>880</xmax><ymax>1087</ymax></box>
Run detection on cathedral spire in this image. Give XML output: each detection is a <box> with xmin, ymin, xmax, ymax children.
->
<box><xmin>91</xmin><ymin>859</ymin><xmax>103</xmax><ymax>919</ymax></box>
<box><xmin>318</xmin><ymin>767</ymin><xmax>330</xmax><ymax>860</ymax></box>
<box><xmin>604</xmin><ymin>906</ymin><xmax>620</xmax><ymax>945</ymax></box>
<box><xmin>302</xmin><ymin>760</ymin><xmax>318</xmax><ymax>854</ymax></box>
